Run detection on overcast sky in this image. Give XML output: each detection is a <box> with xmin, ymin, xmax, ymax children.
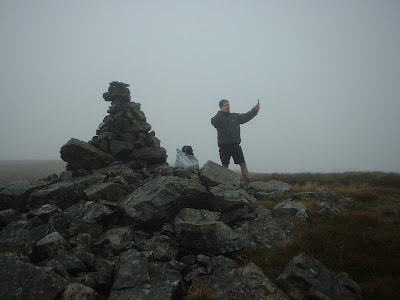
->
<box><xmin>1</xmin><ymin>0</ymin><xmax>399</xmax><ymax>173</ymax></box>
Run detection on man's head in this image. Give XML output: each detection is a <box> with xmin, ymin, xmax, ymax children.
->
<box><xmin>219</xmin><ymin>99</ymin><xmax>230</xmax><ymax>112</ymax></box>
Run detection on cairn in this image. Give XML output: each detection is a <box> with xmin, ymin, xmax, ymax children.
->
<box><xmin>88</xmin><ymin>81</ymin><xmax>168</xmax><ymax>171</ymax></box>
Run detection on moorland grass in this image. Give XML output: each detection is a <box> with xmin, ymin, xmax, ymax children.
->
<box><xmin>243</xmin><ymin>172</ymin><xmax>400</xmax><ymax>300</ymax></box>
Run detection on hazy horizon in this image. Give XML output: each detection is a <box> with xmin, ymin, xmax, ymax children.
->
<box><xmin>1</xmin><ymin>1</ymin><xmax>399</xmax><ymax>173</ymax></box>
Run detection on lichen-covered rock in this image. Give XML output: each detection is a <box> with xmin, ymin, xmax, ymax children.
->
<box><xmin>246</xmin><ymin>180</ymin><xmax>291</xmax><ymax>193</ymax></box>
<box><xmin>118</xmin><ymin>176</ymin><xmax>208</xmax><ymax>229</ymax></box>
<box><xmin>61</xmin><ymin>283</ymin><xmax>99</xmax><ymax>300</ymax></box>
<box><xmin>0</xmin><ymin>253</ymin><xmax>68</xmax><ymax>300</ymax></box>
<box><xmin>199</xmin><ymin>160</ymin><xmax>240</xmax><ymax>188</ymax></box>
<box><xmin>277</xmin><ymin>252</ymin><xmax>363</xmax><ymax>300</ymax></box>
<box><xmin>271</xmin><ymin>200</ymin><xmax>309</xmax><ymax>220</ymax></box>
<box><xmin>190</xmin><ymin>262</ymin><xmax>289</xmax><ymax>300</ymax></box>
<box><xmin>28</xmin><ymin>173</ymin><xmax>106</xmax><ymax>210</ymax></box>
<box><xmin>175</xmin><ymin>220</ymin><xmax>244</xmax><ymax>256</ymax></box>
<box><xmin>33</xmin><ymin>231</ymin><xmax>69</xmax><ymax>261</ymax></box>
<box><xmin>60</xmin><ymin>138</ymin><xmax>117</xmax><ymax>170</ymax></box>
<box><xmin>0</xmin><ymin>180</ymin><xmax>45</xmax><ymax>210</ymax></box>
<box><xmin>292</xmin><ymin>189</ymin><xmax>339</xmax><ymax>203</ymax></box>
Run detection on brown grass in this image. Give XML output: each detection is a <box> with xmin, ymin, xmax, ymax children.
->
<box><xmin>244</xmin><ymin>171</ymin><xmax>400</xmax><ymax>300</ymax></box>
<box><xmin>188</xmin><ymin>283</ymin><xmax>216</xmax><ymax>300</ymax></box>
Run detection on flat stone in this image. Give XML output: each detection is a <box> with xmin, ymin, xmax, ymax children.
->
<box><xmin>199</xmin><ymin>160</ymin><xmax>240</xmax><ymax>189</ymax></box>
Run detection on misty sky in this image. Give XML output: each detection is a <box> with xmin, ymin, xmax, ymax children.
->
<box><xmin>1</xmin><ymin>1</ymin><xmax>399</xmax><ymax>173</ymax></box>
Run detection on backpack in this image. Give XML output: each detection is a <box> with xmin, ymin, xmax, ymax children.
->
<box><xmin>175</xmin><ymin>146</ymin><xmax>199</xmax><ymax>170</ymax></box>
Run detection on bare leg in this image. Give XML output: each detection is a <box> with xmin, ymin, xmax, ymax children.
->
<box><xmin>223</xmin><ymin>164</ymin><xmax>229</xmax><ymax>168</ymax></box>
<box><xmin>239</xmin><ymin>162</ymin><xmax>250</xmax><ymax>181</ymax></box>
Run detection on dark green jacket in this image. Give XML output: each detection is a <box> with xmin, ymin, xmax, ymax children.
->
<box><xmin>211</xmin><ymin>108</ymin><xmax>258</xmax><ymax>145</ymax></box>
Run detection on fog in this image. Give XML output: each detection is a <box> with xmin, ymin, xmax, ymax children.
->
<box><xmin>1</xmin><ymin>1</ymin><xmax>399</xmax><ymax>173</ymax></box>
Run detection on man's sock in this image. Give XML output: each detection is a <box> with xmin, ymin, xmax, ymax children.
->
<box><xmin>246</xmin><ymin>178</ymin><xmax>252</xmax><ymax>183</ymax></box>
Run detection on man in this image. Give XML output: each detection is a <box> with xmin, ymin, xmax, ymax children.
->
<box><xmin>211</xmin><ymin>99</ymin><xmax>260</xmax><ymax>183</ymax></box>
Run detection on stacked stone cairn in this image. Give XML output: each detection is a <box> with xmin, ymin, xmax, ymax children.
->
<box><xmin>88</xmin><ymin>81</ymin><xmax>167</xmax><ymax>171</ymax></box>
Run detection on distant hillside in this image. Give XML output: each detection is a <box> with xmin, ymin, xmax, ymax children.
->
<box><xmin>0</xmin><ymin>160</ymin><xmax>66</xmax><ymax>182</ymax></box>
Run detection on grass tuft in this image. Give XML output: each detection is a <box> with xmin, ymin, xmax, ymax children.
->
<box><xmin>188</xmin><ymin>283</ymin><xmax>216</xmax><ymax>300</ymax></box>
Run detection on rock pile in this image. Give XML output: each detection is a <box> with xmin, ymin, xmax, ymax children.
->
<box><xmin>0</xmin><ymin>82</ymin><xmax>363</xmax><ymax>299</ymax></box>
<box><xmin>61</xmin><ymin>81</ymin><xmax>167</xmax><ymax>173</ymax></box>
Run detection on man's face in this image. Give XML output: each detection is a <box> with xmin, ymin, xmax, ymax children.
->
<box><xmin>221</xmin><ymin>101</ymin><xmax>230</xmax><ymax>112</ymax></box>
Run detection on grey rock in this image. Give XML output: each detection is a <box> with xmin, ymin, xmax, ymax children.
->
<box><xmin>235</xmin><ymin>207</ymin><xmax>299</xmax><ymax>249</ymax></box>
<box><xmin>0</xmin><ymin>208</ymin><xmax>20</xmax><ymax>229</ymax></box>
<box><xmin>60</xmin><ymin>138</ymin><xmax>116</xmax><ymax>170</ymax></box>
<box><xmin>277</xmin><ymin>252</ymin><xmax>362</xmax><ymax>300</ymax></box>
<box><xmin>28</xmin><ymin>173</ymin><xmax>106</xmax><ymax>210</ymax></box>
<box><xmin>176</xmin><ymin>220</ymin><xmax>245</xmax><ymax>256</ymax></box>
<box><xmin>199</xmin><ymin>160</ymin><xmax>240</xmax><ymax>188</ymax></box>
<box><xmin>174</xmin><ymin>208</ymin><xmax>221</xmax><ymax>224</ymax></box>
<box><xmin>97</xmin><ymin>227</ymin><xmax>133</xmax><ymax>247</ymax></box>
<box><xmin>109</xmin><ymin>140</ymin><xmax>134</xmax><ymax>156</ymax></box>
<box><xmin>338</xmin><ymin>198</ymin><xmax>356</xmax><ymax>208</ymax></box>
<box><xmin>292</xmin><ymin>188</ymin><xmax>339</xmax><ymax>203</ymax></box>
<box><xmin>109</xmin><ymin>260</ymin><xmax>181</xmax><ymax>300</ymax></box>
<box><xmin>84</xmin><ymin>182</ymin><xmax>128</xmax><ymax>202</ymax></box>
<box><xmin>190</xmin><ymin>262</ymin><xmax>289</xmax><ymax>300</ymax></box>
<box><xmin>61</xmin><ymin>283</ymin><xmax>99</xmax><ymax>300</ymax></box>
<box><xmin>208</xmin><ymin>185</ymin><xmax>257</xmax><ymax>224</ymax></box>
<box><xmin>93</xmin><ymin>163</ymin><xmax>143</xmax><ymax>185</ymax></box>
<box><xmin>272</xmin><ymin>200</ymin><xmax>309</xmax><ymax>220</ymax></box>
<box><xmin>63</xmin><ymin>201</ymin><xmax>115</xmax><ymax>226</ymax></box>
<box><xmin>49</xmin><ymin>213</ymin><xmax>103</xmax><ymax>240</ymax></box>
<box><xmin>56</xmin><ymin>250</ymin><xmax>88</xmax><ymax>276</ymax></box>
<box><xmin>0</xmin><ymin>254</ymin><xmax>68</xmax><ymax>300</ymax></box>
<box><xmin>0</xmin><ymin>218</ymin><xmax>49</xmax><ymax>249</ymax></box>
<box><xmin>200</xmin><ymin>255</ymin><xmax>236</xmax><ymax>274</ymax></box>
<box><xmin>33</xmin><ymin>231</ymin><xmax>69</xmax><ymax>261</ymax></box>
<box><xmin>119</xmin><ymin>176</ymin><xmax>208</xmax><ymax>229</ymax></box>
<box><xmin>246</xmin><ymin>180</ymin><xmax>291</xmax><ymax>193</ymax></box>
<box><xmin>0</xmin><ymin>180</ymin><xmax>45</xmax><ymax>210</ymax></box>
<box><xmin>28</xmin><ymin>203</ymin><xmax>62</xmax><ymax>222</ymax></box>
<box><xmin>109</xmin><ymin>81</ymin><xmax>130</xmax><ymax>88</ymax></box>
<box><xmin>315</xmin><ymin>202</ymin><xmax>341</xmax><ymax>217</ymax></box>
<box><xmin>136</xmin><ymin>232</ymin><xmax>179</xmax><ymax>261</ymax></box>
<box><xmin>112</xmin><ymin>249</ymin><xmax>150</xmax><ymax>290</ymax></box>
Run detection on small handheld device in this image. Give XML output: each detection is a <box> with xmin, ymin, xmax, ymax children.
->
<box><xmin>258</xmin><ymin>99</ymin><xmax>260</xmax><ymax>104</ymax></box>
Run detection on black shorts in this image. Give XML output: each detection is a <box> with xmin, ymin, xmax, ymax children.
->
<box><xmin>219</xmin><ymin>144</ymin><xmax>245</xmax><ymax>165</ymax></box>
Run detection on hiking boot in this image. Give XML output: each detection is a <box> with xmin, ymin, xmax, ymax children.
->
<box><xmin>246</xmin><ymin>178</ymin><xmax>252</xmax><ymax>184</ymax></box>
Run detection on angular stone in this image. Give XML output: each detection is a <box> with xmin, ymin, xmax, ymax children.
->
<box><xmin>119</xmin><ymin>176</ymin><xmax>208</xmax><ymax>229</ymax></box>
<box><xmin>60</xmin><ymin>138</ymin><xmax>116</xmax><ymax>170</ymax></box>
<box><xmin>271</xmin><ymin>200</ymin><xmax>308</xmax><ymax>220</ymax></box>
<box><xmin>175</xmin><ymin>220</ymin><xmax>244</xmax><ymax>256</ymax></box>
<box><xmin>33</xmin><ymin>231</ymin><xmax>69</xmax><ymax>261</ymax></box>
<box><xmin>199</xmin><ymin>160</ymin><xmax>240</xmax><ymax>189</ymax></box>
<box><xmin>190</xmin><ymin>262</ymin><xmax>289</xmax><ymax>300</ymax></box>
<box><xmin>127</xmin><ymin>147</ymin><xmax>167</xmax><ymax>164</ymax></box>
<box><xmin>28</xmin><ymin>173</ymin><xmax>106</xmax><ymax>210</ymax></box>
<box><xmin>84</xmin><ymin>182</ymin><xmax>128</xmax><ymax>202</ymax></box>
<box><xmin>277</xmin><ymin>252</ymin><xmax>362</xmax><ymax>300</ymax></box>
<box><xmin>174</xmin><ymin>208</ymin><xmax>220</xmax><ymax>224</ymax></box>
<box><xmin>63</xmin><ymin>201</ymin><xmax>115</xmax><ymax>226</ymax></box>
<box><xmin>0</xmin><ymin>180</ymin><xmax>45</xmax><ymax>210</ymax></box>
<box><xmin>0</xmin><ymin>254</ymin><xmax>68</xmax><ymax>300</ymax></box>
<box><xmin>315</xmin><ymin>202</ymin><xmax>341</xmax><ymax>217</ymax></box>
<box><xmin>97</xmin><ymin>227</ymin><xmax>133</xmax><ymax>247</ymax></box>
<box><xmin>56</xmin><ymin>250</ymin><xmax>88</xmax><ymax>276</ymax></box>
<box><xmin>246</xmin><ymin>180</ymin><xmax>291</xmax><ymax>193</ymax></box>
<box><xmin>28</xmin><ymin>204</ymin><xmax>62</xmax><ymax>223</ymax></box>
<box><xmin>0</xmin><ymin>208</ymin><xmax>20</xmax><ymax>229</ymax></box>
<box><xmin>292</xmin><ymin>189</ymin><xmax>339</xmax><ymax>203</ymax></box>
<box><xmin>109</xmin><ymin>140</ymin><xmax>134</xmax><ymax>156</ymax></box>
<box><xmin>61</xmin><ymin>283</ymin><xmax>99</xmax><ymax>300</ymax></box>
<box><xmin>0</xmin><ymin>219</ymin><xmax>49</xmax><ymax>249</ymax></box>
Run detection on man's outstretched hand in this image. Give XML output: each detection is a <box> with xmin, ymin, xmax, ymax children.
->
<box><xmin>254</xmin><ymin>102</ymin><xmax>260</xmax><ymax>110</ymax></box>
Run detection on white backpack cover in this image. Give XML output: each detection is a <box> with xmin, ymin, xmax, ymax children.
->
<box><xmin>175</xmin><ymin>149</ymin><xmax>199</xmax><ymax>170</ymax></box>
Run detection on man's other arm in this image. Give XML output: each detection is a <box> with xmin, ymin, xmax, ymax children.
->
<box><xmin>238</xmin><ymin>107</ymin><xmax>259</xmax><ymax>124</ymax></box>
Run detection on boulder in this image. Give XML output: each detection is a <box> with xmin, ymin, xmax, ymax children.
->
<box><xmin>315</xmin><ymin>202</ymin><xmax>341</xmax><ymax>217</ymax></box>
<box><xmin>33</xmin><ymin>231</ymin><xmax>69</xmax><ymax>261</ymax></box>
<box><xmin>175</xmin><ymin>220</ymin><xmax>244</xmax><ymax>256</ymax></box>
<box><xmin>0</xmin><ymin>180</ymin><xmax>45</xmax><ymax>210</ymax></box>
<box><xmin>28</xmin><ymin>173</ymin><xmax>106</xmax><ymax>210</ymax></box>
<box><xmin>96</xmin><ymin>227</ymin><xmax>133</xmax><ymax>248</ymax></box>
<box><xmin>0</xmin><ymin>253</ymin><xmax>68</xmax><ymax>300</ymax></box>
<box><xmin>199</xmin><ymin>160</ymin><xmax>240</xmax><ymax>188</ymax></box>
<box><xmin>109</xmin><ymin>259</ymin><xmax>181</xmax><ymax>300</ymax></box>
<box><xmin>190</xmin><ymin>262</ymin><xmax>289</xmax><ymax>300</ymax></box>
<box><xmin>235</xmin><ymin>207</ymin><xmax>299</xmax><ymax>249</ymax></box>
<box><xmin>136</xmin><ymin>232</ymin><xmax>179</xmax><ymax>261</ymax></box>
<box><xmin>61</xmin><ymin>283</ymin><xmax>99</xmax><ymax>300</ymax></box>
<box><xmin>0</xmin><ymin>208</ymin><xmax>20</xmax><ymax>229</ymax></box>
<box><xmin>84</xmin><ymin>182</ymin><xmax>128</xmax><ymax>202</ymax></box>
<box><xmin>271</xmin><ymin>200</ymin><xmax>309</xmax><ymax>220</ymax></box>
<box><xmin>292</xmin><ymin>189</ymin><xmax>339</xmax><ymax>203</ymax></box>
<box><xmin>277</xmin><ymin>252</ymin><xmax>363</xmax><ymax>300</ymax></box>
<box><xmin>246</xmin><ymin>180</ymin><xmax>291</xmax><ymax>193</ymax></box>
<box><xmin>60</xmin><ymin>138</ymin><xmax>116</xmax><ymax>170</ymax></box>
<box><xmin>174</xmin><ymin>208</ymin><xmax>220</xmax><ymax>224</ymax></box>
<box><xmin>118</xmin><ymin>176</ymin><xmax>208</xmax><ymax>229</ymax></box>
<box><xmin>28</xmin><ymin>204</ymin><xmax>62</xmax><ymax>223</ymax></box>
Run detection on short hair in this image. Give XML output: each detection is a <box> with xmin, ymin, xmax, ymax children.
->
<box><xmin>219</xmin><ymin>99</ymin><xmax>229</xmax><ymax>108</ymax></box>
